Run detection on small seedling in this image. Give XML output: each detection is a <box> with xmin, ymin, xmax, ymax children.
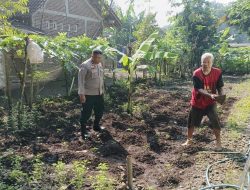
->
<box><xmin>53</xmin><ymin>161</ymin><xmax>67</xmax><ymax>189</ymax></box>
<box><xmin>90</xmin><ymin>163</ymin><xmax>114</xmax><ymax>190</ymax></box>
<box><xmin>7</xmin><ymin>155</ymin><xmax>28</xmax><ymax>185</ymax></box>
<box><xmin>165</xmin><ymin>163</ymin><xmax>173</xmax><ymax>171</ymax></box>
<box><xmin>30</xmin><ymin>155</ymin><xmax>44</xmax><ymax>184</ymax></box>
<box><xmin>70</xmin><ymin>160</ymin><xmax>88</xmax><ymax>190</ymax></box>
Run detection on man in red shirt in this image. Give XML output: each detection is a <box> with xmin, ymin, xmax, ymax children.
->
<box><xmin>182</xmin><ymin>53</ymin><xmax>225</xmax><ymax>149</ymax></box>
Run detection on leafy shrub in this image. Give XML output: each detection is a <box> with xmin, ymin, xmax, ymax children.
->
<box><xmin>70</xmin><ymin>160</ymin><xmax>88</xmax><ymax>190</ymax></box>
<box><xmin>30</xmin><ymin>156</ymin><xmax>44</xmax><ymax>184</ymax></box>
<box><xmin>8</xmin><ymin>156</ymin><xmax>28</xmax><ymax>186</ymax></box>
<box><xmin>218</xmin><ymin>47</ymin><xmax>250</xmax><ymax>75</ymax></box>
<box><xmin>53</xmin><ymin>161</ymin><xmax>68</xmax><ymax>189</ymax></box>
<box><xmin>6</xmin><ymin>104</ymin><xmax>40</xmax><ymax>130</ymax></box>
<box><xmin>91</xmin><ymin>163</ymin><xmax>114</xmax><ymax>190</ymax></box>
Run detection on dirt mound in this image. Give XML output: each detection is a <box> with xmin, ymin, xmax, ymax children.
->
<box><xmin>98</xmin><ymin>140</ymin><xmax>128</xmax><ymax>157</ymax></box>
<box><xmin>182</xmin><ymin>146</ymin><xmax>204</xmax><ymax>155</ymax></box>
<box><xmin>135</xmin><ymin>152</ymin><xmax>156</xmax><ymax>165</ymax></box>
<box><xmin>133</xmin><ymin>164</ymin><xmax>145</xmax><ymax>177</ymax></box>
<box><xmin>120</xmin><ymin>133</ymin><xmax>144</xmax><ymax>145</ymax></box>
<box><xmin>173</xmin><ymin>158</ymin><xmax>194</xmax><ymax>169</ymax></box>
<box><xmin>159</xmin><ymin>175</ymin><xmax>181</xmax><ymax>188</ymax></box>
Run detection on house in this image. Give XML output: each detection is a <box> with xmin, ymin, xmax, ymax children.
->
<box><xmin>12</xmin><ymin>0</ymin><xmax>121</xmax><ymax>37</ymax></box>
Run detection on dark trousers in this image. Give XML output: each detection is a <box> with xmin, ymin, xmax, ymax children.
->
<box><xmin>80</xmin><ymin>95</ymin><xmax>104</xmax><ymax>128</ymax></box>
<box><xmin>188</xmin><ymin>105</ymin><xmax>221</xmax><ymax>129</ymax></box>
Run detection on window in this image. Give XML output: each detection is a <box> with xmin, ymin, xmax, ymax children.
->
<box><xmin>49</xmin><ymin>20</ymin><xmax>53</xmax><ymax>29</ymax></box>
<box><xmin>52</xmin><ymin>22</ymin><xmax>57</xmax><ymax>30</ymax></box>
<box><xmin>45</xmin><ymin>21</ymin><xmax>49</xmax><ymax>29</ymax></box>
<box><xmin>74</xmin><ymin>24</ymin><xmax>78</xmax><ymax>32</ymax></box>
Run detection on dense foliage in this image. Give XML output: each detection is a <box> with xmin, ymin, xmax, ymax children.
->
<box><xmin>0</xmin><ymin>0</ymin><xmax>249</xmax><ymax>116</ymax></box>
<box><xmin>228</xmin><ymin>0</ymin><xmax>250</xmax><ymax>36</ymax></box>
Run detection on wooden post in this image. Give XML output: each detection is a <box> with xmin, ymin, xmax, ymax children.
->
<box><xmin>127</xmin><ymin>155</ymin><xmax>133</xmax><ymax>190</ymax></box>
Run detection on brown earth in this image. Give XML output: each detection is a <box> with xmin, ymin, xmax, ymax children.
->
<box><xmin>0</xmin><ymin>76</ymin><xmax>249</xmax><ymax>190</ymax></box>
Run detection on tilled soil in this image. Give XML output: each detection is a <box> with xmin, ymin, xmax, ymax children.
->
<box><xmin>0</xmin><ymin>78</ymin><xmax>249</xmax><ymax>190</ymax></box>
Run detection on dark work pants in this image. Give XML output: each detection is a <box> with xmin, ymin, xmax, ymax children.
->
<box><xmin>80</xmin><ymin>95</ymin><xmax>104</xmax><ymax>128</ymax></box>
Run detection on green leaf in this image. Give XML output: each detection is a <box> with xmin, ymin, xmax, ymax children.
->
<box><xmin>155</xmin><ymin>51</ymin><xmax>165</xmax><ymax>59</ymax></box>
<box><xmin>147</xmin><ymin>65</ymin><xmax>157</xmax><ymax>74</ymax></box>
<box><xmin>221</xmin><ymin>27</ymin><xmax>230</xmax><ymax>39</ymax></box>
<box><xmin>164</xmin><ymin>52</ymin><xmax>178</xmax><ymax>59</ymax></box>
<box><xmin>120</xmin><ymin>54</ymin><xmax>129</xmax><ymax>66</ymax></box>
<box><xmin>132</xmin><ymin>31</ymin><xmax>159</xmax><ymax>63</ymax></box>
<box><xmin>196</xmin><ymin>25</ymin><xmax>206</xmax><ymax>31</ymax></box>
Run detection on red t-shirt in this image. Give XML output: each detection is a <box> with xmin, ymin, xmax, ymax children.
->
<box><xmin>191</xmin><ymin>67</ymin><xmax>224</xmax><ymax>109</ymax></box>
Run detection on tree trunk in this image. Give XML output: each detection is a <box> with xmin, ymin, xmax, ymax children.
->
<box><xmin>18</xmin><ymin>40</ymin><xmax>29</xmax><ymax>129</ymax></box>
<box><xmin>127</xmin><ymin>67</ymin><xmax>133</xmax><ymax>114</ymax></box>
<box><xmin>127</xmin><ymin>77</ymin><xmax>132</xmax><ymax>114</ymax></box>
<box><xmin>11</xmin><ymin>54</ymin><xmax>28</xmax><ymax>104</ymax></box>
<box><xmin>112</xmin><ymin>60</ymin><xmax>116</xmax><ymax>83</ymax></box>
<box><xmin>163</xmin><ymin>60</ymin><xmax>167</xmax><ymax>76</ymax></box>
<box><xmin>159</xmin><ymin>61</ymin><xmax>162</xmax><ymax>83</ymax></box>
<box><xmin>29</xmin><ymin>64</ymin><xmax>34</xmax><ymax>109</ymax></box>
<box><xmin>4</xmin><ymin>53</ymin><xmax>12</xmax><ymax>110</ymax></box>
<box><xmin>154</xmin><ymin>71</ymin><xmax>157</xmax><ymax>81</ymax></box>
<box><xmin>63</xmin><ymin>65</ymin><xmax>69</xmax><ymax>96</ymax></box>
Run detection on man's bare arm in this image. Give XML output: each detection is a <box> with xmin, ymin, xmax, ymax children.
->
<box><xmin>198</xmin><ymin>89</ymin><xmax>217</xmax><ymax>100</ymax></box>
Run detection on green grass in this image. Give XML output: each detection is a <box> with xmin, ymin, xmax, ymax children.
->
<box><xmin>226</xmin><ymin>79</ymin><xmax>250</xmax><ymax>139</ymax></box>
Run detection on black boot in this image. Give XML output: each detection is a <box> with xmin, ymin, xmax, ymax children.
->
<box><xmin>81</xmin><ymin>125</ymin><xmax>89</xmax><ymax>139</ymax></box>
<box><xmin>93</xmin><ymin>125</ymin><xmax>101</xmax><ymax>132</ymax></box>
<box><xmin>93</xmin><ymin>125</ymin><xmax>105</xmax><ymax>132</ymax></box>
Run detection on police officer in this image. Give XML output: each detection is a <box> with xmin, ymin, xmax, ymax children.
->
<box><xmin>78</xmin><ymin>49</ymin><xmax>105</xmax><ymax>139</ymax></box>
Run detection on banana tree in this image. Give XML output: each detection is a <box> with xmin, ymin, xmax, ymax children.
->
<box><xmin>120</xmin><ymin>31</ymin><xmax>158</xmax><ymax>114</ymax></box>
<box><xmin>144</xmin><ymin>49</ymin><xmax>178</xmax><ymax>82</ymax></box>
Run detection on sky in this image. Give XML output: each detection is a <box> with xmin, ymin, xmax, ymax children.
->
<box><xmin>113</xmin><ymin>0</ymin><xmax>236</xmax><ymax>27</ymax></box>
